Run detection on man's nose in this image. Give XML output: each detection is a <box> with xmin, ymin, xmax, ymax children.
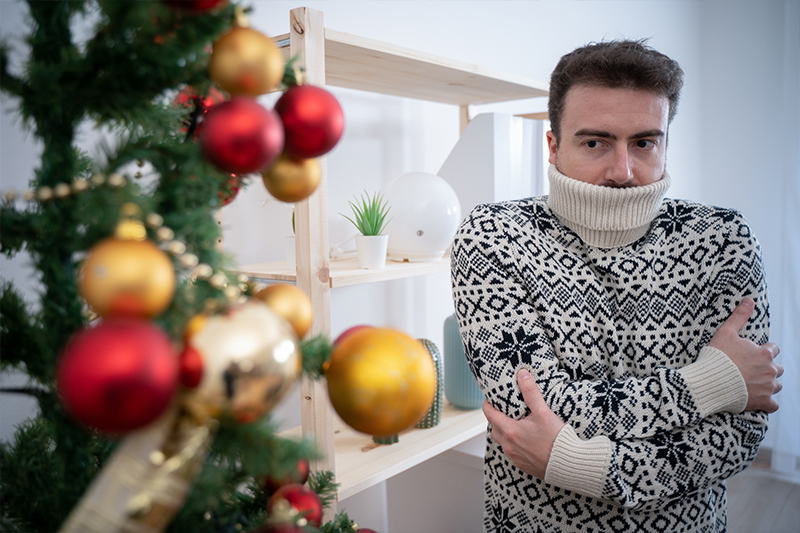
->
<box><xmin>607</xmin><ymin>145</ymin><xmax>634</xmax><ymax>184</ymax></box>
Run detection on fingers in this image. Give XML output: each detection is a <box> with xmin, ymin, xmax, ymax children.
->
<box><xmin>765</xmin><ymin>342</ymin><xmax>780</xmax><ymax>359</ymax></box>
<box><xmin>722</xmin><ymin>298</ymin><xmax>755</xmax><ymax>333</ymax></box>
<box><xmin>518</xmin><ymin>369</ymin><xmax>545</xmax><ymax>412</ymax></box>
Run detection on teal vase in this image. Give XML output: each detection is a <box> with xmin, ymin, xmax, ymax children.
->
<box><xmin>415</xmin><ymin>338</ymin><xmax>443</xmax><ymax>428</ymax></box>
<box><xmin>443</xmin><ymin>313</ymin><xmax>484</xmax><ymax>409</ymax></box>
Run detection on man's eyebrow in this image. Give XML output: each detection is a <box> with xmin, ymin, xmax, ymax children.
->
<box><xmin>573</xmin><ymin>128</ymin><xmax>665</xmax><ymax>140</ymax></box>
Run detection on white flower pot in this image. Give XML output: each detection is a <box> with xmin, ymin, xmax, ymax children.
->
<box><xmin>355</xmin><ymin>235</ymin><xmax>388</xmax><ymax>269</ymax></box>
<box><xmin>285</xmin><ymin>236</ymin><xmax>296</xmax><ymax>270</ymax></box>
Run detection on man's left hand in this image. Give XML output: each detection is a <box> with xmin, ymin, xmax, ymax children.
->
<box><xmin>482</xmin><ymin>369</ymin><xmax>566</xmax><ymax>479</ymax></box>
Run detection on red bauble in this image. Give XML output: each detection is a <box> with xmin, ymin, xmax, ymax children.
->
<box><xmin>260</xmin><ymin>458</ymin><xmax>311</xmax><ymax>496</ymax></box>
<box><xmin>161</xmin><ymin>0</ymin><xmax>228</xmax><ymax>13</ymax></box>
<box><xmin>56</xmin><ymin>318</ymin><xmax>179</xmax><ymax>435</ymax></box>
<box><xmin>179</xmin><ymin>345</ymin><xmax>204</xmax><ymax>389</ymax></box>
<box><xmin>266</xmin><ymin>483</ymin><xmax>323</xmax><ymax>528</ymax></box>
<box><xmin>201</xmin><ymin>97</ymin><xmax>284</xmax><ymax>175</ymax></box>
<box><xmin>174</xmin><ymin>86</ymin><xmax>225</xmax><ymax>138</ymax></box>
<box><xmin>357</xmin><ymin>529</ymin><xmax>379</xmax><ymax>533</ymax></box>
<box><xmin>334</xmin><ymin>325</ymin><xmax>372</xmax><ymax>345</ymax></box>
<box><xmin>274</xmin><ymin>85</ymin><xmax>344</xmax><ymax>159</ymax></box>
<box><xmin>219</xmin><ymin>174</ymin><xmax>242</xmax><ymax>206</ymax></box>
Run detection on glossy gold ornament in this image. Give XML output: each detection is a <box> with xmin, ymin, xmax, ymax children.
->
<box><xmin>261</xmin><ymin>154</ymin><xmax>321</xmax><ymax>203</ymax></box>
<box><xmin>253</xmin><ymin>284</ymin><xmax>313</xmax><ymax>339</ymax></box>
<box><xmin>325</xmin><ymin>327</ymin><xmax>436</xmax><ymax>438</ymax></box>
<box><xmin>208</xmin><ymin>26</ymin><xmax>284</xmax><ymax>97</ymax></box>
<box><xmin>79</xmin><ymin>237</ymin><xmax>176</xmax><ymax>319</ymax></box>
<box><xmin>182</xmin><ymin>300</ymin><xmax>301</xmax><ymax>424</ymax></box>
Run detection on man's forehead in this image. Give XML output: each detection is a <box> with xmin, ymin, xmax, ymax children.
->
<box><xmin>561</xmin><ymin>85</ymin><xmax>669</xmax><ymax>129</ymax></box>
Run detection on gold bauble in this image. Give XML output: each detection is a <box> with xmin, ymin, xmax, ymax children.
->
<box><xmin>181</xmin><ymin>300</ymin><xmax>301</xmax><ymax>424</ymax></box>
<box><xmin>325</xmin><ymin>327</ymin><xmax>436</xmax><ymax>437</ymax></box>
<box><xmin>261</xmin><ymin>154</ymin><xmax>321</xmax><ymax>203</ymax></box>
<box><xmin>78</xmin><ymin>237</ymin><xmax>176</xmax><ymax>319</ymax></box>
<box><xmin>253</xmin><ymin>284</ymin><xmax>313</xmax><ymax>339</ymax></box>
<box><xmin>208</xmin><ymin>26</ymin><xmax>284</xmax><ymax>97</ymax></box>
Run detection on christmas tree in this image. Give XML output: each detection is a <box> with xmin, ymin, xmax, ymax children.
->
<box><xmin>0</xmin><ymin>1</ymin><xmax>361</xmax><ymax>531</ymax></box>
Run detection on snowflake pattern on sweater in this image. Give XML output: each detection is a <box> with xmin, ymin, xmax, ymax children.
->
<box><xmin>451</xmin><ymin>197</ymin><xmax>769</xmax><ymax>533</ymax></box>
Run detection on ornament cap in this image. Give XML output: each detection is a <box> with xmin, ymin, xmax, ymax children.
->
<box><xmin>234</xmin><ymin>5</ymin><xmax>250</xmax><ymax>27</ymax></box>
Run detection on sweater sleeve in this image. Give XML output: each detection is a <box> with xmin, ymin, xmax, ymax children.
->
<box><xmin>452</xmin><ymin>203</ymin><xmax>748</xmax><ymax>442</ymax></box>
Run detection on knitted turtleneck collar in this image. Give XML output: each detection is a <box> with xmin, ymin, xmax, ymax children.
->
<box><xmin>546</xmin><ymin>164</ymin><xmax>671</xmax><ymax>249</ymax></box>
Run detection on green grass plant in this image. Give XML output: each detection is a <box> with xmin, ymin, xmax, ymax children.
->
<box><xmin>340</xmin><ymin>190</ymin><xmax>392</xmax><ymax>236</ymax></box>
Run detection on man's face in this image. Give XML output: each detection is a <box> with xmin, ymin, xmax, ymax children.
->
<box><xmin>547</xmin><ymin>85</ymin><xmax>669</xmax><ymax>187</ymax></box>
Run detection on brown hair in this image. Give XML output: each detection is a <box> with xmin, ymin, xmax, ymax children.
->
<box><xmin>548</xmin><ymin>39</ymin><xmax>684</xmax><ymax>141</ymax></box>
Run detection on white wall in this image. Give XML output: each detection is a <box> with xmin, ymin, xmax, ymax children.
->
<box><xmin>694</xmin><ymin>0</ymin><xmax>799</xmax><ymax>477</ymax></box>
<box><xmin>2</xmin><ymin>0</ymin><xmax>798</xmax><ymax>528</ymax></box>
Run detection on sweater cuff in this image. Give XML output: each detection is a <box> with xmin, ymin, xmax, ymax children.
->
<box><xmin>679</xmin><ymin>346</ymin><xmax>748</xmax><ymax>417</ymax></box>
<box><xmin>544</xmin><ymin>425</ymin><xmax>611</xmax><ymax>498</ymax></box>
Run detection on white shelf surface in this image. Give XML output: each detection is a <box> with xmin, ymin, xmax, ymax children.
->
<box><xmin>235</xmin><ymin>256</ymin><xmax>450</xmax><ymax>288</ymax></box>
<box><xmin>281</xmin><ymin>401</ymin><xmax>487</xmax><ymax>500</ymax></box>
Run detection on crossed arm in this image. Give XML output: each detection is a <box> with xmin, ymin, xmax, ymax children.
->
<box><xmin>484</xmin><ymin>297</ymin><xmax>783</xmax><ymax>480</ymax></box>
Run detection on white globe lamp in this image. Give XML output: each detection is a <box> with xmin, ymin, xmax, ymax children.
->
<box><xmin>382</xmin><ymin>172</ymin><xmax>462</xmax><ymax>262</ymax></box>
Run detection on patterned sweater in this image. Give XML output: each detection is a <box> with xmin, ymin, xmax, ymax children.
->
<box><xmin>450</xmin><ymin>165</ymin><xmax>769</xmax><ymax>533</ymax></box>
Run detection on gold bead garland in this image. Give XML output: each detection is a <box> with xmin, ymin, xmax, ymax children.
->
<box><xmin>2</xmin><ymin>173</ymin><xmax>247</xmax><ymax>306</ymax></box>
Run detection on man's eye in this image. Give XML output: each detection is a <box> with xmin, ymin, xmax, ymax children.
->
<box><xmin>586</xmin><ymin>140</ymin><xmax>600</xmax><ymax>148</ymax></box>
<box><xmin>636</xmin><ymin>139</ymin><xmax>655</xmax><ymax>149</ymax></box>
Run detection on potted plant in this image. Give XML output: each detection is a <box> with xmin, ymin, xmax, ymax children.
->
<box><xmin>340</xmin><ymin>190</ymin><xmax>391</xmax><ymax>269</ymax></box>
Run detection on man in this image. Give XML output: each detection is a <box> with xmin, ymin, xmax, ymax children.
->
<box><xmin>450</xmin><ymin>40</ymin><xmax>783</xmax><ymax>532</ymax></box>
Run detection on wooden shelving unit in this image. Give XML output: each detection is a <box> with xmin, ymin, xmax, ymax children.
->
<box><xmin>233</xmin><ymin>6</ymin><xmax>547</xmax><ymax>516</ymax></box>
<box><xmin>237</xmin><ymin>256</ymin><xmax>449</xmax><ymax>288</ymax></box>
<box><xmin>280</xmin><ymin>403</ymin><xmax>486</xmax><ymax>501</ymax></box>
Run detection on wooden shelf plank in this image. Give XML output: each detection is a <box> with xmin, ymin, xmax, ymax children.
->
<box><xmin>274</xmin><ymin>29</ymin><xmax>548</xmax><ymax>106</ymax></box>
<box><xmin>280</xmin><ymin>402</ymin><xmax>486</xmax><ymax>501</ymax></box>
<box><xmin>234</xmin><ymin>256</ymin><xmax>449</xmax><ymax>288</ymax></box>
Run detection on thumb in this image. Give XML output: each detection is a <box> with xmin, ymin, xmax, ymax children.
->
<box><xmin>518</xmin><ymin>369</ymin><xmax>545</xmax><ymax>412</ymax></box>
<box><xmin>722</xmin><ymin>298</ymin><xmax>755</xmax><ymax>333</ymax></box>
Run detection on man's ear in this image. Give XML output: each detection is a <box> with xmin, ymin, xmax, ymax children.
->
<box><xmin>546</xmin><ymin>130</ymin><xmax>558</xmax><ymax>165</ymax></box>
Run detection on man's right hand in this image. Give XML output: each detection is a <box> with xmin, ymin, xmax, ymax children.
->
<box><xmin>708</xmin><ymin>297</ymin><xmax>783</xmax><ymax>413</ymax></box>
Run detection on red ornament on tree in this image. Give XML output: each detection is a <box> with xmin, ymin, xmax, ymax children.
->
<box><xmin>219</xmin><ymin>174</ymin><xmax>242</xmax><ymax>206</ymax></box>
<box><xmin>334</xmin><ymin>325</ymin><xmax>372</xmax><ymax>345</ymax></box>
<box><xmin>274</xmin><ymin>85</ymin><xmax>344</xmax><ymax>159</ymax></box>
<box><xmin>161</xmin><ymin>0</ymin><xmax>228</xmax><ymax>13</ymax></box>
<box><xmin>56</xmin><ymin>318</ymin><xmax>179</xmax><ymax>435</ymax></box>
<box><xmin>174</xmin><ymin>86</ymin><xmax>225</xmax><ymax>139</ymax></box>
<box><xmin>179</xmin><ymin>345</ymin><xmax>204</xmax><ymax>389</ymax></box>
<box><xmin>266</xmin><ymin>483</ymin><xmax>323</xmax><ymax>529</ymax></box>
<box><xmin>201</xmin><ymin>97</ymin><xmax>284</xmax><ymax>175</ymax></box>
<box><xmin>260</xmin><ymin>458</ymin><xmax>311</xmax><ymax>496</ymax></box>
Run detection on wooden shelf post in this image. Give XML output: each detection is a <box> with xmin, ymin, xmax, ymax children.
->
<box><xmin>289</xmin><ymin>6</ymin><xmax>338</xmax><ymax>516</ymax></box>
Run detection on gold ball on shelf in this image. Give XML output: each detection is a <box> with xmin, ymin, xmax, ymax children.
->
<box><xmin>182</xmin><ymin>300</ymin><xmax>301</xmax><ymax>424</ymax></box>
<box><xmin>325</xmin><ymin>327</ymin><xmax>436</xmax><ymax>438</ymax></box>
